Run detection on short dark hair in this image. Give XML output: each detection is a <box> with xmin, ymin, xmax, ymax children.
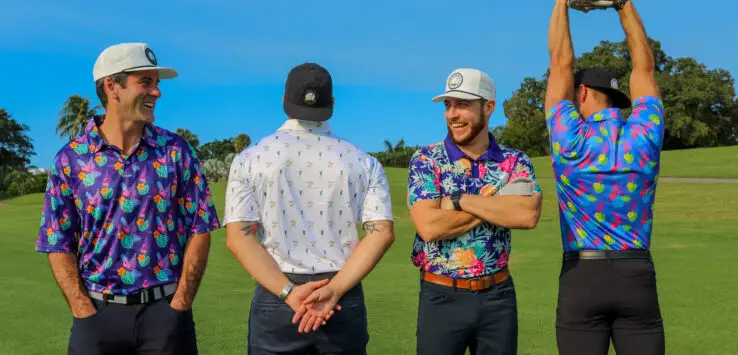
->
<box><xmin>95</xmin><ymin>72</ymin><xmax>129</xmax><ymax>108</ymax></box>
<box><xmin>574</xmin><ymin>85</ymin><xmax>613</xmax><ymax>107</ymax></box>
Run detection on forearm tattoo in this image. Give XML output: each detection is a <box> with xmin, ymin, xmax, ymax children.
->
<box><xmin>362</xmin><ymin>222</ymin><xmax>379</xmax><ymax>233</ymax></box>
<box><xmin>240</xmin><ymin>222</ymin><xmax>259</xmax><ymax>237</ymax></box>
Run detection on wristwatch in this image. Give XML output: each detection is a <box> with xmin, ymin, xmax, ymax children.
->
<box><xmin>279</xmin><ymin>282</ymin><xmax>295</xmax><ymax>300</ymax></box>
<box><xmin>450</xmin><ymin>190</ymin><xmax>463</xmax><ymax>211</ymax></box>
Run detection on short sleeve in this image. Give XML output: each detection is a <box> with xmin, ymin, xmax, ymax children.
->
<box><xmin>359</xmin><ymin>158</ymin><xmax>393</xmax><ymax>223</ymax></box>
<box><xmin>222</xmin><ymin>153</ymin><xmax>261</xmax><ymax>225</ymax></box>
<box><xmin>35</xmin><ymin>156</ymin><xmax>80</xmax><ymax>253</ymax></box>
<box><xmin>509</xmin><ymin>151</ymin><xmax>542</xmax><ymax>195</ymax></box>
<box><xmin>627</xmin><ymin>96</ymin><xmax>665</xmax><ymax>148</ymax></box>
<box><xmin>407</xmin><ymin>148</ymin><xmax>440</xmax><ymax>208</ymax></box>
<box><xmin>179</xmin><ymin>144</ymin><xmax>221</xmax><ymax>236</ymax></box>
<box><xmin>546</xmin><ymin>100</ymin><xmax>587</xmax><ymax>163</ymax></box>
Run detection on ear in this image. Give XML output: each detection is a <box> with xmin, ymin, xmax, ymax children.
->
<box><xmin>332</xmin><ymin>97</ymin><xmax>335</xmax><ymax>104</ymax></box>
<box><xmin>484</xmin><ymin>100</ymin><xmax>496</xmax><ymax>118</ymax></box>
<box><xmin>104</xmin><ymin>77</ymin><xmax>119</xmax><ymax>101</ymax></box>
<box><xmin>578</xmin><ymin>84</ymin><xmax>588</xmax><ymax>103</ymax></box>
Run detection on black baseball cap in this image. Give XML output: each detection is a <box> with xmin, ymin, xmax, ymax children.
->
<box><xmin>283</xmin><ymin>63</ymin><xmax>333</xmax><ymax>121</ymax></box>
<box><xmin>574</xmin><ymin>67</ymin><xmax>631</xmax><ymax>109</ymax></box>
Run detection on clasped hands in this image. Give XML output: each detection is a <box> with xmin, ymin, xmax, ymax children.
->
<box><xmin>284</xmin><ymin>279</ymin><xmax>343</xmax><ymax>333</ymax></box>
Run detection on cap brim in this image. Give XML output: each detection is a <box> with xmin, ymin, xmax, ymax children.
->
<box><xmin>283</xmin><ymin>100</ymin><xmax>333</xmax><ymax>122</ymax></box>
<box><xmin>431</xmin><ymin>91</ymin><xmax>483</xmax><ymax>102</ymax></box>
<box><xmin>598</xmin><ymin>88</ymin><xmax>631</xmax><ymax>109</ymax></box>
<box><xmin>123</xmin><ymin>66</ymin><xmax>178</xmax><ymax>79</ymax></box>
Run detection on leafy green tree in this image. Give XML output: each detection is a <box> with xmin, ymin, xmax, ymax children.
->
<box><xmin>176</xmin><ymin>128</ymin><xmax>200</xmax><ymax>150</ymax></box>
<box><xmin>4</xmin><ymin>170</ymin><xmax>37</xmax><ymax>196</ymax></box>
<box><xmin>233</xmin><ymin>133</ymin><xmax>251</xmax><ymax>152</ymax></box>
<box><xmin>500</xmin><ymin>38</ymin><xmax>738</xmax><ymax>156</ymax></box>
<box><xmin>198</xmin><ymin>138</ymin><xmax>235</xmax><ymax>162</ymax></box>
<box><xmin>0</xmin><ymin>109</ymin><xmax>35</xmax><ymax>170</ymax></box>
<box><xmin>56</xmin><ymin>95</ymin><xmax>101</xmax><ymax>142</ymax></box>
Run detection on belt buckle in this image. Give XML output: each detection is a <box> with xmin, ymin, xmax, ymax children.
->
<box><xmin>141</xmin><ymin>291</ymin><xmax>148</xmax><ymax>303</ymax></box>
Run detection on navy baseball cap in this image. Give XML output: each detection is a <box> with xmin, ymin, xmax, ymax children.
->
<box><xmin>574</xmin><ymin>67</ymin><xmax>631</xmax><ymax>109</ymax></box>
<box><xmin>283</xmin><ymin>63</ymin><xmax>333</xmax><ymax>121</ymax></box>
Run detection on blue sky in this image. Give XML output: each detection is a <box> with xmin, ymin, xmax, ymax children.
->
<box><xmin>2</xmin><ymin>0</ymin><xmax>736</xmax><ymax>169</ymax></box>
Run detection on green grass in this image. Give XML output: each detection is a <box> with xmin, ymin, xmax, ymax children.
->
<box><xmin>530</xmin><ymin>146</ymin><xmax>738</xmax><ymax>179</ymax></box>
<box><xmin>2</xmin><ymin>147</ymin><xmax>738</xmax><ymax>354</ymax></box>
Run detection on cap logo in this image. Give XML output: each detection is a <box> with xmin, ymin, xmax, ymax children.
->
<box><xmin>145</xmin><ymin>48</ymin><xmax>157</xmax><ymax>65</ymax></box>
<box><xmin>303</xmin><ymin>90</ymin><xmax>317</xmax><ymax>105</ymax></box>
<box><xmin>448</xmin><ymin>72</ymin><xmax>463</xmax><ymax>90</ymax></box>
<box><xmin>610</xmin><ymin>78</ymin><xmax>619</xmax><ymax>90</ymax></box>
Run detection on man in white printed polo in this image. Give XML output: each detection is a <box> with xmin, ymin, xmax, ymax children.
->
<box><xmin>223</xmin><ymin>62</ymin><xmax>395</xmax><ymax>355</ymax></box>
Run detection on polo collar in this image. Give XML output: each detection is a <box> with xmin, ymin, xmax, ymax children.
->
<box><xmin>277</xmin><ymin>119</ymin><xmax>332</xmax><ymax>135</ymax></box>
<box><xmin>444</xmin><ymin>132</ymin><xmax>504</xmax><ymax>162</ymax></box>
<box><xmin>83</xmin><ymin>115</ymin><xmax>160</xmax><ymax>153</ymax></box>
<box><xmin>586</xmin><ymin>108</ymin><xmax>624</xmax><ymax>122</ymax></box>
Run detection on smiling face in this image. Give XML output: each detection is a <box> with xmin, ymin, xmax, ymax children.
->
<box><xmin>444</xmin><ymin>97</ymin><xmax>495</xmax><ymax>146</ymax></box>
<box><xmin>107</xmin><ymin>69</ymin><xmax>162</xmax><ymax>124</ymax></box>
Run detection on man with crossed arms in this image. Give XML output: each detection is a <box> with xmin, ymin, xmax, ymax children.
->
<box><xmin>408</xmin><ymin>68</ymin><xmax>543</xmax><ymax>355</ymax></box>
<box><xmin>546</xmin><ymin>0</ymin><xmax>666</xmax><ymax>354</ymax></box>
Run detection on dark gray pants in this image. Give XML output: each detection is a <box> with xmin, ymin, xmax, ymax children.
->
<box><xmin>247</xmin><ymin>272</ymin><xmax>368</xmax><ymax>355</ymax></box>
<box><xmin>68</xmin><ymin>294</ymin><xmax>197</xmax><ymax>355</ymax></box>
<box><xmin>416</xmin><ymin>277</ymin><xmax>518</xmax><ymax>355</ymax></box>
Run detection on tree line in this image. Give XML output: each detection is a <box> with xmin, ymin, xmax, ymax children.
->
<box><xmin>493</xmin><ymin>38</ymin><xmax>738</xmax><ymax>157</ymax></box>
<box><xmin>1</xmin><ymin>36</ymin><xmax>736</xmax><ymax>198</ymax></box>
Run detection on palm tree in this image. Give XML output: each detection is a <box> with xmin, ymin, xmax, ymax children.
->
<box><xmin>175</xmin><ymin>128</ymin><xmax>200</xmax><ymax>149</ymax></box>
<box><xmin>383</xmin><ymin>138</ymin><xmax>406</xmax><ymax>153</ymax></box>
<box><xmin>56</xmin><ymin>95</ymin><xmax>101</xmax><ymax>142</ymax></box>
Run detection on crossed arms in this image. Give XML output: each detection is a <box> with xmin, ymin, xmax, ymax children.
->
<box><xmin>409</xmin><ymin>182</ymin><xmax>542</xmax><ymax>242</ymax></box>
<box><xmin>544</xmin><ymin>0</ymin><xmax>660</xmax><ymax>113</ymax></box>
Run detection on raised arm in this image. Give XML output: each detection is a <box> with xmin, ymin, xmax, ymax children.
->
<box><xmin>545</xmin><ymin>0</ymin><xmax>576</xmax><ymax>113</ymax></box>
<box><xmin>618</xmin><ymin>0</ymin><xmax>661</xmax><ymax>100</ymax></box>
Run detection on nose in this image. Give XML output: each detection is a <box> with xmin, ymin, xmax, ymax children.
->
<box><xmin>446</xmin><ymin>105</ymin><xmax>459</xmax><ymax>120</ymax></box>
<box><xmin>149</xmin><ymin>85</ymin><xmax>162</xmax><ymax>98</ymax></box>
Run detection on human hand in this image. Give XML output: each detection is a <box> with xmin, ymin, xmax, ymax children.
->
<box><xmin>72</xmin><ymin>301</ymin><xmax>97</xmax><ymax>319</ymax></box>
<box><xmin>295</xmin><ymin>284</ymin><xmax>343</xmax><ymax>333</ymax></box>
<box><xmin>169</xmin><ymin>297</ymin><xmax>190</xmax><ymax>311</ymax></box>
<box><xmin>285</xmin><ymin>279</ymin><xmax>340</xmax><ymax>324</ymax></box>
<box><xmin>567</xmin><ymin>0</ymin><xmax>622</xmax><ymax>12</ymax></box>
<box><xmin>440</xmin><ymin>196</ymin><xmax>454</xmax><ymax>210</ymax></box>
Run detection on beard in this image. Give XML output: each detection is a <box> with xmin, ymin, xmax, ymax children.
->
<box><xmin>447</xmin><ymin>114</ymin><xmax>487</xmax><ymax>146</ymax></box>
<box><xmin>120</xmin><ymin>95</ymin><xmax>155</xmax><ymax>124</ymax></box>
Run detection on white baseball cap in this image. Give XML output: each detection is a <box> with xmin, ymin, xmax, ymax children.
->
<box><xmin>432</xmin><ymin>68</ymin><xmax>496</xmax><ymax>102</ymax></box>
<box><xmin>92</xmin><ymin>43</ymin><xmax>178</xmax><ymax>82</ymax></box>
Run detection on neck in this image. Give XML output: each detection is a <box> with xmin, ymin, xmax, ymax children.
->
<box><xmin>584</xmin><ymin>103</ymin><xmax>610</xmax><ymax>118</ymax></box>
<box><xmin>99</xmin><ymin>111</ymin><xmax>145</xmax><ymax>155</ymax></box>
<box><xmin>458</xmin><ymin>132</ymin><xmax>489</xmax><ymax>160</ymax></box>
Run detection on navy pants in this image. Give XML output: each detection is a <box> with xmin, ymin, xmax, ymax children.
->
<box><xmin>248</xmin><ymin>272</ymin><xmax>369</xmax><ymax>355</ymax></box>
<box><xmin>416</xmin><ymin>277</ymin><xmax>518</xmax><ymax>355</ymax></box>
<box><xmin>67</xmin><ymin>294</ymin><xmax>197</xmax><ymax>355</ymax></box>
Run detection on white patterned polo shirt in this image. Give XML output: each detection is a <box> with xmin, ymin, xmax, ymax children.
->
<box><xmin>223</xmin><ymin>119</ymin><xmax>394</xmax><ymax>274</ymax></box>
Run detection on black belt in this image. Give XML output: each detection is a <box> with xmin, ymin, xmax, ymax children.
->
<box><xmin>564</xmin><ymin>249</ymin><xmax>651</xmax><ymax>261</ymax></box>
<box><xmin>88</xmin><ymin>283</ymin><xmax>177</xmax><ymax>305</ymax></box>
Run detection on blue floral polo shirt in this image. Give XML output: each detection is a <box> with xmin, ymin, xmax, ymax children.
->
<box><xmin>407</xmin><ymin>133</ymin><xmax>542</xmax><ymax>279</ymax></box>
